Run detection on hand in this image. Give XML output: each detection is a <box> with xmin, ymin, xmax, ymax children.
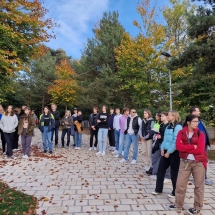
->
<box><xmin>157</xmin><ymin>134</ymin><xmax>161</xmax><ymax>139</ymax></box>
<box><xmin>97</xmin><ymin>120</ymin><xmax>101</xmax><ymax>123</ymax></box>
<box><xmin>164</xmin><ymin>153</ymin><xmax>170</xmax><ymax>158</ymax></box>
<box><xmin>141</xmin><ymin>137</ymin><xmax>145</xmax><ymax>141</ymax></box>
<box><xmin>161</xmin><ymin>150</ymin><xmax>164</xmax><ymax>156</ymax></box>
<box><xmin>108</xmin><ymin>128</ymin><xmax>111</xmax><ymax>130</ymax></box>
<box><xmin>62</xmin><ymin>123</ymin><xmax>64</xmax><ymax>125</ymax></box>
<box><xmin>194</xmin><ymin>145</ymin><xmax>197</xmax><ymax>149</ymax></box>
<box><xmin>65</xmin><ymin>122</ymin><xmax>68</xmax><ymax>124</ymax></box>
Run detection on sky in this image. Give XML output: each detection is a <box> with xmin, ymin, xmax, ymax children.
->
<box><xmin>43</xmin><ymin>0</ymin><xmax>199</xmax><ymax>59</ymax></box>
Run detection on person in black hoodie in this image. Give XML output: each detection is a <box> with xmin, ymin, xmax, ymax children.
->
<box><xmin>108</xmin><ymin>108</ymin><xmax>115</xmax><ymax>151</ymax></box>
<box><xmin>74</xmin><ymin>110</ymin><xmax>83</xmax><ymax>149</ymax></box>
<box><xmin>51</xmin><ymin>104</ymin><xmax>60</xmax><ymax>146</ymax></box>
<box><xmin>89</xmin><ymin>107</ymin><xmax>99</xmax><ymax>151</ymax></box>
<box><xmin>96</xmin><ymin>105</ymin><xmax>109</xmax><ymax>156</ymax></box>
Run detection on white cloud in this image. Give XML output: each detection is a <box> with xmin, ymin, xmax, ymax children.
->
<box><xmin>44</xmin><ymin>0</ymin><xmax>109</xmax><ymax>58</ymax></box>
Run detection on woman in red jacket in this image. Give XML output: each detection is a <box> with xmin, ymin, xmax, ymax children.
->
<box><xmin>169</xmin><ymin>114</ymin><xmax>207</xmax><ymax>215</ymax></box>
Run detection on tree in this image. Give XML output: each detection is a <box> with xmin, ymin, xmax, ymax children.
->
<box><xmin>48</xmin><ymin>60</ymin><xmax>79</xmax><ymax>110</ymax></box>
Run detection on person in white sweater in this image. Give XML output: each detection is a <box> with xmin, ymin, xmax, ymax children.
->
<box><xmin>0</xmin><ymin>105</ymin><xmax>18</xmax><ymax>159</ymax></box>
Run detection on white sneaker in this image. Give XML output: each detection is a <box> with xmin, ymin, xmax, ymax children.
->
<box><xmin>24</xmin><ymin>155</ymin><xmax>29</xmax><ymax>159</ymax></box>
<box><xmin>77</xmin><ymin>147</ymin><xmax>80</xmax><ymax>150</ymax></box>
<box><xmin>10</xmin><ymin>155</ymin><xmax>17</xmax><ymax>160</ymax></box>
<box><xmin>89</xmin><ymin>147</ymin><xmax>92</xmax><ymax>151</ymax></box>
<box><xmin>94</xmin><ymin>147</ymin><xmax>97</xmax><ymax>151</ymax></box>
<box><xmin>3</xmin><ymin>152</ymin><xmax>6</xmax><ymax>155</ymax></box>
<box><xmin>114</xmin><ymin>154</ymin><xmax>119</xmax><ymax>158</ymax></box>
<box><xmin>144</xmin><ymin>166</ymin><xmax>150</xmax><ymax>171</ymax></box>
<box><xmin>131</xmin><ymin>159</ymin><xmax>136</xmax><ymax>165</ymax></box>
<box><xmin>22</xmin><ymin>155</ymin><xmax>26</xmax><ymax>159</ymax></box>
<box><xmin>102</xmin><ymin>151</ymin><xmax>106</xmax><ymax>156</ymax></box>
<box><xmin>109</xmin><ymin>147</ymin><xmax>113</xmax><ymax>151</ymax></box>
<box><xmin>152</xmin><ymin>191</ymin><xmax>161</xmax><ymax>195</ymax></box>
<box><xmin>119</xmin><ymin>158</ymin><xmax>126</xmax><ymax>163</ymax></box>
<box><xmin>164</xmin><ymin>178</ymin><xmax>171</xmax><ymax>184</ymax></box>
<box><xmin>96</xmin><ymin>151</ymin><xmax>102</xmax><ymax>155</ymax></box>
<box><xmin>122</xmin><ymin>151</ymin><xmax>124</xmax><ymax>156</ymax></box>
<box><xmin>75</xmin><ymin>147</ymin><xmax>78</xmax><ymax>149</ymax></box>
<box><xmin>112</xmin><ymin>147</ymin><xmax>116</xmax><ymax>151</ymax></box>
<box><xmin>150</xmin><ymin>175</ymin><xmax>157</xmax><ymax>180</ymax></box>
<box><xmin>112</xmin><ymin>150</ymin><xmax>118</xmax><ymax>154</ymax></box>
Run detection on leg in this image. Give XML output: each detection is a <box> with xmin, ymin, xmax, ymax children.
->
<box><xmin>146</xmin><ymin>139</ymin><xmax>153</xmax><ymax>167</ymax></box>
<box><xmin>103</xmin><ymin>129</ymin><xmax>108</xmax><ymax>152</ymax></box>
<box><xmin>111</xmin><ymin>129</ymin><xmax>115</xmax><ymax>147</ymax></box>
<box><xmin>21</xmin><ymin>129</ymin><xmax>27</xmax><ymax>155</ymax></box>
<box><xmin>61</xmin><ymin>129</ymin><xmax>66</xmax><ymax>147</ymax></box>
<box><xmin>4</xmin><ymin>133</ymin><xmax>14</xmax><ymax>156</ymax></box>
<box><xmin>114</xmin><ymin>130</ymin><xmax>120</xmax><ymax>151</ymax></box>
<box><xmin>90</xmin><ymin>128</ymin><xmax>94</xmax><ymax>147</ymax></box>
<box><xmin>42</xmin><ymin>127</ymin><xmax>48</xmax><ymax>151</ymax></box>
<box><xmin>123</xmin><ymin>134</ymin><xmax>132</xmax><ymax>160</ymax></box>
<box><xmin>13</xmin><ymin>129</ymin><xmax>19</xmax><ymax>149</ymax></box>
<box><xmin>118</xmin><ymin>133</ymin><xmax>125</xmax><ymax>156</ymax></box>
<box><xmin>78</xmin><ymin>133</ymin><xmax>82</xmax><ymax>148</ymax></box>
<box><xmin>131</xmin><ymin>134</ymin><xmax>138</xmax><ymax>160</ymax></box>
<box><xmin>55</xmin><ymin>126</ymin><xmax>59</xmax><ymax>145</ymax></box>
<box><xmin>25</xmin><ymin>135</ymin><xmax>32</xmax><ymax>157</ymax></box>
<box><xmin>47</xmin><ymin>131</ymin><xmax>52</xmax><ymax>152</ymax></box>
<box><xmin>192</xmin><ymin>162</ymin><xmax>205</xmax><ymax>210</ymax></box>
<box><xmin>51</xmin><ymin>128</ymin><xmax>54</xmax><ymax>142</ymax></box>
<box><xmin>175</xmin><ymin>160</ymin><xmax>192</xmax><ymax>209</ymax></box>
<box><xmin>142</xmin><ymin>140</ymin><xmax>150</xmax><ymax>166</ymax></box>
<box><xmin>108</xmin><ymin>130</ymin><xmax>112</xmax><ymax>147</ymax></box>
<box><xmin>74</xmin><ymin>131</ymin><xmax>78</xmax><ymax>147</ymax></box>
<box><xmin>0</xmin><ymin>129</ymin><xmax>6</xmax><ymax>153</ymax></box>
<box><xmin>66</xmin><ymin>128</ymin><xmax>71</xmax><ymax>146</ymax></box>
<box><xmin>170</xmin><ymin>150</ymin><xmax>180</xmax><ymax>195</ymax></box>
<box><xmin>155</xmin><ymin>155</ymin><xmax>170</xmax><ymax>193</ymax></box>
<box><xmin>97</xmin><ymin>129</ymin><xmax>102</xmax><ymax>152</ymax></box>
<box><xmin>151</xmin><ymin>149</ymin><xmax>161</xmax><ymax>175</ymax></box>
<box><xmin>94</xmin><ymin>129</ymin><xmax>98</xmax><ymax>147</ymax></box>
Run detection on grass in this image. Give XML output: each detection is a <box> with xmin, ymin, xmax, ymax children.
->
<box><xmin>208</xmin><ymin>150</ymin><xmax>215</xmax><ymax>161</ymax></box>
<box><xmin>0</xmin><ymin>181</ymin><xmax>37</xmax><ymax>215</ymax></box>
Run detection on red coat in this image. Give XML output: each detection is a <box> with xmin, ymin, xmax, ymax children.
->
<box><xmin>176</xmin><ymin>126</ymin><xmax>208</xmax><ymax>168</ymax></box>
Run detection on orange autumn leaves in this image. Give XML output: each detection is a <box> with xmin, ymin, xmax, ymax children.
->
<box><xmin>48</xmin><ymin>60</ymin><xmax>79</xmax><ymax>108</ymax></box>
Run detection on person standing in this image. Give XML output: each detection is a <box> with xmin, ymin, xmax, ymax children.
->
<box><xmin>61</xmin><ymin>110</ymin><xmax>73</xmax><ymax>148</ymax></box>
<box><xmin>39</xmin><ymin>106</ymin><xmax>55</xmax><ymax>154</ymax></box>
<box><xmin>89</xmin><ymin>107</ymin><xmax>99</xmax><ymax>151</ymax></box>
<box><xmin>115</xmin><ymin>107</ymin><xmax>129</xmax><ymax>158</ymax></box>
<box><xmin>72</xmin><ymin>108</ymin><xmax>78</xmax><ymax>146</ymax></box>
<box><xmin>0</xmin><ymin>105</ymin><xmax>6</xmax><ymax>154</ymax></box>
<box><xmin>31</xmin><ymin>110</ymin><xmax>38</xmax><ymax>125</ymax></box>
<box><xmin>96</xmin><ymin>105</ymin><xmax>109</xmax><ymax>156</ymax></box>
<box><xmin>152</xmin><ymin>111</ymin><xmax>182</xmax><ymax>198</ymax></box>
<box><xmin>74</xmin><ymin>110</ymin><xmax>83</xmax><ymax>149</ymax></box>
<box><xmin>190</xmin><ymin>106</ymin><xmax>213</xmax><ymax>186</ymax></box>
<box><xmin>140</xmin><ymin>109</ymin><xmax>154</xmax><ymax>173</ymax></box>
<box><xmin>13</xmin><ymin>107</ymin><xmax>21</xmax><ymax>151</ymax></box>
<box><xmin>112</xmin><ymin>108</ymin><xmax>122</xmax><ymax>155</ymax></box>
<box><xmin>169</xmin><ymin>114</ymin><xmax>207</xmax><ymax>215</ymax></box>
<box><xmin>119</xmin><ymin>108</ymin><xmax>141</xmax><ymax>164</ymax></box>
<box><xmin>0</xmin><ymin>105</ymin><xmax>18</xmax><ymax>159</ymax></box>
<box><xmin>51</xmin><ymin>104</ymin><xmax>60</xmax><ymax>146</ymax></box>
<box><xmin>18</xmin><ymin>107</ymin><xmax>35</xmax><ymax>158</ymax></box>
<box><xmin>108</xmin><ymin>108</ymin><xmax>115</xmax><ymax>151</ymax></box>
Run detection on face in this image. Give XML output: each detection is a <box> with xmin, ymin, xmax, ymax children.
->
<box><xmin>74</xmin><ymin>109</ymin><xmax>77</xmax><ymax>114</ymax></box>
<box><xmin>125</xmin><ymin>110</ymin><xmax>129</xmax><ymax>116</ymax></box>
<box><xmin>32</xmin><ymin>111</ymin><xmax>35</xmax><ymax>115</ymax></box>
<box><xmin>102</xmin><ymin>106</ymin><xmax>106</xmax><ymax>112</ymax></box>
<box><xmin>78</xmin><ymin>111</ymin><xmax>82</xmax><ymax>116</ymax></box>
<box><xmin>93</xmin><ymin>108</ymin><xmax>97</xmax><ymax>113</ymax></box>
<box><xmin>51</xmin><ymin>104</ymin><xmax>57</xmax><ymax>111</ymax></box>
<box><xmin>167</xmin><ymin>112</ymin><xmax>175</xmax><ymax>122</ymax></box>
<box><xmin>193</xmin><ymin>108</ymin><xmax>200</xmax><ymax>117</ymax></box>
<box><xmin>22</xmin><ymin>105</ymin><xmax>26</xmax><ymax>110</ymax></box>
<box><xmin>161</xmin><ymin>114</ymin><xmax>168</xmax><ymax>122</ymax></box>
<box><xmin>188</xmin><ymin>117</ymin><xmax>199</xmax><ymax>129</ymax></box>
<box><xmin>25</xmin><ymin>109</ymin><xmax>30</xmax><ymax>115</ymax></box>
<box><xmin>7</xmin><ymin>106</ymin><xmax>13</xmax><ymax>113</ymax></box>
<box><xmin>115</xmin><ymin>109</ymin><xmax>120</xmax><ymax>114</ymax></box>
<box><xmin>44</xmin><ymin>108</ymin><xmax>49</xmax><ymax>114</ymax></box>
<box><xmin>110</xmin><ymin>109</ymin><xmax>114</xmax><ymax>114</ymax></box>
<box><xmin>130</xmin><ymin>109</ymin><xmax>136</xmax><ymax>117</ymax></box>
<box><xmin>144</xmin><ymin>111</ymin><xmax>149</xmax><ymax>119</ymax></box>
<box><xmin>65</xmin><ymin>111</ymin><xmax>70</xmax><ymax>116</ymax></box>
<box><xmin>155</xmin><ymin>114</ymin><xmax>160</xmax><ymax>121</ymax></box>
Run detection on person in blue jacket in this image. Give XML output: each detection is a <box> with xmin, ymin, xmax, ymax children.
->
<box><xmin>108</xmin><ymin>108</ymin><xmax>115</xmax><ymax>151</ymax></box>
<box><xmin>152</xmin><ymin>111</ymin><xmax>182</xmax><ymax>198</ymax></box>
<box><xmin>39</xmin><ymin>106</ymin><xmax>55</xmax><ymax>154</ymax></box>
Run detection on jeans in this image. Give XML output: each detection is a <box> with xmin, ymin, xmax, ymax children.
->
<box><xmin>3</xmin><ymin>132</ymin><xmax>15</xmax><ymax>156</ymax></box>
<box><xmin>42</xmin><ymin>126</ymin><xmax>52</xmax><ymax>152</ymax></box>
<box><xmin>90</xmin><ymin>128</ymin><xmax>98</xmax><ymax>147</ymax></box>
<box><xmin>75</xmin><ymin>131</ymin><xmax>82</xmax><ymax>147</ymax></box>
<box><xmin>98</xmin><ymin>128</ymin><xmax>108</xmax><ymax>152</ymax></box>
<box><xmin>21</xmin><ymin>128</ymin><xmax>32</xmax><ymax>156</ymax></box>
<box><xmin>114</xmin><ymin>130</ymin><xmax>120</xmax><ymax>150</ymax></box>
<box><xmin>118</xmin><ymin>132</ymin><xmax>125</xmax><ymax>156</ymax></box>
<box><xmin>0</xmin><ymin>128</ymin><xmax>6</xmax><ymax>153</ymax></box>
<box><xmin>108</xmin><ymin>129</ymin><xmax>115</xmax><ymax>147</ymax></box>
<box><xmin>51</xmin><ymin>126</ymin><xmax>59</xmax><ymax>145</ymax></box>
<box><xmin>61</xmin><ymin>128</ymin><xmax>71</xmax><ymax>147</ymax></box>
<box><xmin>124</xmin><ymin>134</ymin><xmax>138</xmax><ymax>160</ymax></box>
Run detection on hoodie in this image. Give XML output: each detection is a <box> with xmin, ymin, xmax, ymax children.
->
<box><xmin>0</xmin><ymin>114</ymin><xmax>18</xmax><ymax>133</ymax></box>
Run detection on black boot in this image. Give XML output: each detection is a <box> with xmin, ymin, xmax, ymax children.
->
<box><xmin>145</xmin><ymin>167</ymin><xmax>153</xmax><ymax>175</ymax></box>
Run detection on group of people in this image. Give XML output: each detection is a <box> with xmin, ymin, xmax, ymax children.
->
<box><xmin>0</xmin><ymin>103</ymin><xmax>213</xmax><ymax>214</ymax></box>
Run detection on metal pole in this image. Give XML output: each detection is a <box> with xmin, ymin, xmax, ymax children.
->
<box><xmin>169</xmin><ymin>70</ymin><xmax>172</xmax><ymax>111</ymax></box>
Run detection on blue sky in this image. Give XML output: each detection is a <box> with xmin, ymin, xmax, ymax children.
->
<box><xmin>43</xmin><ymin>0</ymin><xmax>198</xmax><ymax>59</ymax></box>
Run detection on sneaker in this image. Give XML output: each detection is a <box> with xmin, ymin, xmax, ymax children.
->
<box><xmin>164</xmin><ymin>178</ymin><xmax>171</xmax><ymax>184</ymax></box>
<box><xmin>3</xmin><ymin>152</ymin><xmax>6</xmax><ymax>155</ymax></box>
<box><xmin>205</xmin><ymin>178</ymin><xmax>213</xmax><ymax>186</ymax></box>
<box><xmin>151</xmin><ymin>191</ymin><xmax>161</xmax><ymax>195</ymax></box>
<box><xmin>131</xmin><ymin>159</ymin><xmax>136</xmax><ymax>165</ymax></box>
<box><xmin>119</xmin><ymin>158</ymin><xmax>126</xmax><ymax>163</ymax></box>
<box><xmin>114</xmin><ymin>154</ymin><xmax>119</xmax><ymax>158</ymax></box>
<box><xmin>168</xmin><ymin>193</ymin><xmax>175</xmax><ymax>198</ymax></box>
<box><xmin>145</xmin><ymin>167</ymin><xmax>153</xmax><ymax>175</ymax></box>
<box><xmin>89</xmin><ymin>147</ymin><xmax>92</xmax><ymax>151</ymax></box>
<box><xmin>112</xmin><ymin>150</ymin><xmax>118</xmax><ymax>154</ymax></box>
<box><xmin>73</xmin><ymin>144</ymin><xmax>75</xmax><ymax>147</ymax></box>
<box><xmin>112</xmin><ymin>147</ymin><xmax>116</xmax><ymax>151</ymax></box>
<box><xmin>96</xmin><ymin>151</ymin><xmax>102</xmax><ymax>155</ymax></box>
<box><xmin>109</xmin><ymin>147</ymin><xmax>113</xmax><ymax>151</ymax></box>
<box><xmin>144</xmin><ymin>166</ymin><xmax>150</xmax><ymax>171</ymax></box>
<box><xmin>150</xmin><ymin>175</ymin><xmax>157</xmax><ymax>180</ymax></box>
<box><xmin>10</xmin><ymin>155</ymin><xmax>17</xmax><ymax>160</ymax></box>
<box><xmin>22</xmin><ymin>155</ymin><xmax>26</xmax><ymax>159</ymax></box>
<box><xmin>102</xmin><ymin>151</ymin><xmax>106</xmax><ymax>156</ymax></box>
<box><xmin>94</xmin><ymin>147</ymin><xmax>97</xmax><ymax>151</ymax></box>
<box><xmin>187</xmin><ymin>208</ymin><xmax>200</xmax><ymax>215</ymax></box>
<box><xmin>169</xmin><ymin>204</ymin><xmax>177</xmax><ymax>211</ymax></box>
<box><xmin>24</xmin><ymin>155</ymin><xmax>29</xmax><ymax>159</ymax></box>
<box><xmin>43</xmin><ymin>150</ymin><xmax>47</xmax><ymax>153</ymax></box>
<box><xmin>49</xmin><ymin>151</ymin><xmax>53</xmax><ymax>154</ymax></box>
<box><xmin>75</xmin><ymin>147</ymin><xmax>78</xmax><ymax>149</ymax></box>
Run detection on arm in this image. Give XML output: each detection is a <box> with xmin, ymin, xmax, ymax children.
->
<box><xmin>150</xmin><ymin>120</ymin><xmax>155</xmax><ymax>129</ymax></box>
<box><xmin>160</xmin><ymin>127</ymin><xmax>167</xmax><ymax>150</ymax></box>
<box><xmin>55</xmin><ymin>111</ymin><xmax>60</xmax><ymax>120</ymax></box>
<box><xmin>138</xmin><ymin>119</ymin><xmax>143</xmax><ymax>138</ymax></box>
<box><xmin>89</xmin><ymin>114</ymin><xmax>92</xmax><ymax>127</ymax></box>
<box><xmin>13</xmin><ymin>115</ymin><xmax>18</xmax><ymax>129</ymax></box>
<box><xmin>67</xmin><ymin>117</ymin><xmax>73</xmax><ymax>126</ymax></box>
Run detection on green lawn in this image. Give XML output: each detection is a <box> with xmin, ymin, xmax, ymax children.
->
<box><xmin>0</xmin><ymin>181</ymin><xmax>37</xmax><ymax>215</ymax></box>
<box><xmin>208</xmin><ymin>150</ymin><xmax>215</xmax><ymax>161</ymax></box>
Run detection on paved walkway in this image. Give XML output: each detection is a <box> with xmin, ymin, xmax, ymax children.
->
<box><xmin>0</xmin><ymin>128</ymin><xmax>215</xmax><ymax>215</ymax></box>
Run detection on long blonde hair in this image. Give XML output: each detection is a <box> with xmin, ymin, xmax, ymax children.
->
<box><xmin>169</xmin><ymin>111</ymin><xmax>181</xmax><ymax>123</ymax></box>
<box><xmin>0</xmin><ymin>105</ymin><xmax>4</xmax><ymax>114</ymax></box>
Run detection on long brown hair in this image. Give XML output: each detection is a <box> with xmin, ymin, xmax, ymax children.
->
<box><xmin>5</xmin><ymin>105</ymin><xmax>15</xmax><ymax>116</ymax></box>
<box><xmin>43</xmin><ymin>106</ymin><xmax>51</xmax><ymax>115</ymax></box>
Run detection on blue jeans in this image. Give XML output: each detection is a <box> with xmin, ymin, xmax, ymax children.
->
<box><xmin>61</xmin><ymin>128</ymin><xmax>71</xmax><ymax>147</ymax></box>
<box><xmin>75</xmin><ymin>131</ymin><xmax>82</xmax><ymax>147</ymax></box>
<box><xmin>124</xmin><ymin>134</ymin><xmax>138</xmax><ymax>160</ymax></box>
<box><xmin>98</xmin><ymin>128</ymin><xmax>108</xmax><ymax>152</ymax></box>
<box><xmin>114</xmin><ymin>130</ymin><xmax>120</xmax><ymax>150</ymax></box>
<box><xmin>51</xmin><ymin>126</ymin><xmax>59</xmax><ymax>145</ymax></box>
<box><xmin>42</xmin><ymin>126</ymin><xmax>52</xmax><ymax>152</ymax></box>
<box><xmin>118</xmin><ymin>132</ymin><xmax>125</xmax><ymax>156</ymax></box>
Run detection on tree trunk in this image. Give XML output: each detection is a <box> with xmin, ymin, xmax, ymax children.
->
<box><xmin>42</xmin><ymin>95</ymin><xmax>45</xmax><ymax>112</ymax></box>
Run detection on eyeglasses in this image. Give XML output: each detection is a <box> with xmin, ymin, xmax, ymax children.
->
<box><xmin>191</xmin><ymin>121</ymin><xmax>199</xmax><ymax>123</ymax></box>
<box><xmin>132</xmin><ymin>111</ymin><xmax>136</xmax><ymax>113</ymax></box>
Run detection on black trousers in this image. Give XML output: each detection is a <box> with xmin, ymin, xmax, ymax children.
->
<box><xmin>108</xmin><ymin>129</ymin><xmax>115</xmax><ymax>147</ymax></box>
<box><xmin>90</xmin><ymin>128</ymin><xmax>98</xmax><ymax>147</ymax></box>
<box><xmin>61</xmin><ymin>128</ymin><xmax>71</xmax><ymax>147</ymax></box>
<box><xmin>4</xmin><ymin>132</ymin><xmax>15</xmax><ymax>156</ymax></box>
<box><xmin>13</xmin><ymin>128</ymin><xmax>19</xmax><ymax>149</ymax></box>
<box><xmin>155</xmin><ymin>150</ymin><xmax>180</xmax><ymax>195</ymax></box>
<box><xmin>0</xmin><ymin>128</ymin><xmax>6</xmax><ymax>152</ymax></box>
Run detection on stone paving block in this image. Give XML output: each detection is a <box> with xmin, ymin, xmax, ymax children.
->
<box><xmin>67</xmin><ymin>206</ymin><xmax>82</xmax><ymax>213</ymax></box>
<box><xmin>46</xmin><ymin>206</ymin><xmax>68</xmax><ymax>213</ymax></box>
<box><xmin>157</xmin><ymin>211</ymin><xmax>179</xmax><ymax>215</ymax></box>
<box><xmin>82</xmin><ymin>205</ymin><xmax>97</xmax><ymax>212</ymax></box>
<box><xmin>127</xmin><ymin>212</ymin><xmax>142</xmax><ymax>215</ymax></box>
<box><xmin>97</xmin><ymin>205</ymin><xmax>116</xmax><ymax>212</ymax></box>
<box><xmin>144</xmin><ymin>204</ymin><xmax>164</xmax><ymax>211</ymax></box>
<box><xmin>109</xmin><ymin>212</ymin><xmax>127</xmax><ymax>215</ymax></box>
<box><xmin>75</xmin><ymin>199</ymin><xmax>88</xmax><ymax>206</ymax></box>
<box><xmin>89</xmin><ymin>199</ymin><xmax>104</xmax><ymax>205</ymax></box>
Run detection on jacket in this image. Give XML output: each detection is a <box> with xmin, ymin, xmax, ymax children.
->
<box><xmin>89</xmin><ymin>113</ymin><xmax>99</xmax><ymax>128</ymax></box>
<box><xmin>108</xmin><ymin>114</ymin><xmax>115</xmax><ymax>129</ymax></box>
<box><xmin>51</xmin><ymin>110</ymin><xmax>60</xmax><ymax>127</ymax></box>
<box><xmin>74</xmin><ymin>115</ymin><xmax>83</xmax><ymax>132</ymax></box>
<box><xmin>61</xmin><ymin>115</ymin><xmax>73</xmax><ymax>130</ymax></box>
<box><xmin>176</xmin><ymin>126</ymin><xmax>208</xmax><ymax>168</ymax></box>
<box><xmin>140</xmin><ymin>118</ymin><xmax>154</xmax><ymax>139</ymax></box>
<box><xmin>160</xmin><ymin>122</ymin><xmax>182</xmax><ymax>154</ymax></box>
<box><xmin>119</xmin><ymin>115</ymin><xmax>128</xmax><ymax>134</ymax></box>
<box><xmin>125</xmin><ymin>116</ymin><xmax>141</xmax><ymax>135</ymax></box>
<box><xmin>18</xmin><ymin>114</ymin><xmax>35</xmax><ymax>136</ymax></box>
<box><xmin>39</xmin><ymin>114</ymin><xmax>55</xmax><ymax>132</ymax></box>
<box><xmin>0</xmin><ymin>114</ymin><xmax>18</xmax><ymax>133</ymax></box>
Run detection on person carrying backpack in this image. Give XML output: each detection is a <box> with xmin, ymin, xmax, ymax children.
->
<box><xmin>169</xmin><ymin>114</ymin><xmax>207</xmax><ymax>215</ymax></box>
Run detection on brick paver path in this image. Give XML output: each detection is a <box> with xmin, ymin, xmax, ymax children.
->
<box><xmin>0</xmin><ymin>128</ymin><xmax>215</xmax><ymax>215</ymax></box>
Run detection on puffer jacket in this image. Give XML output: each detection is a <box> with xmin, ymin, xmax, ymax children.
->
<box><xmin>160</xmin><ymin>122</ymin><xmax>182</xmax><ymax>154</ymax></box>
<box><xmin>18</xmin><ymin>114</ymin><xmax>35</xmax><ymax>136</ymax></box>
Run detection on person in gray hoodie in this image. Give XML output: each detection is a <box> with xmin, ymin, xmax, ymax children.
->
<box><xmin>0</xmin><ymin>105</ymin><xmax>18</xmax><ymax>159</ymax></box>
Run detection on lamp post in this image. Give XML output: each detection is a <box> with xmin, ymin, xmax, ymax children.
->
<box><xmin>161</xmin><ymin>51</ymin><xmax>172</xmax><ymax>111</ymax></box>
